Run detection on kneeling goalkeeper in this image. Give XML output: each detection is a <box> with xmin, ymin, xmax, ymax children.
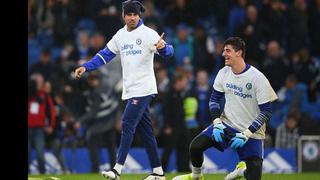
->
<box><xmin>173</xmin><ymin>37</ymin><xmax>278</xmax><ymax>180</ymax></box>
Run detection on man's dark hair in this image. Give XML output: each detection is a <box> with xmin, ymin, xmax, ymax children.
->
<box><xmin>223</xmin><ymin>37</ymin><xmax>246</xmax><ymax>58</ymax></box>
<box><xmin>122</xmin><ymin>0</ymin><xmax>145</xmax><ymax>17</ymax></box>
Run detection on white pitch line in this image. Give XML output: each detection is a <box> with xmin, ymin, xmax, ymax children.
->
<box><xmin>28</xmin><ymin>177</ymin><xmax>61</xmax><ymax>180</ymax></box>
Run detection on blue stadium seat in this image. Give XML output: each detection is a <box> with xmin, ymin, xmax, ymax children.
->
<box><xmin>28</xmin><ymin>38</ymin><xmax>41</xmax><ymax>69</ymax></box>
<box><xmin>74</xmin><ymin>18</ymin><xmax>96</xmax><ymax>35</ymax></box>
<box><xmin>51</xmin><ymin>47</ymin><xmax>63</xmax><ymax>61</ymax></box>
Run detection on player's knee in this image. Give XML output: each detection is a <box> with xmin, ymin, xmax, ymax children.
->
<box><xmin>189</xmin><ymin>138</ymin><xmax>200</xmax><ymax>154</ymax></box>
<box><xmin>244</xmin><ymin>156</ymin><xmax>263</xmax><ymax>180</ymax></box>
<box><xmin>189</xmin><ymin>135</ymin><xmax>205</xmax><ymax>154</ymax></box>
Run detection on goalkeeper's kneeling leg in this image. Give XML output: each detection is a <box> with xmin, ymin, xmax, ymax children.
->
<box><xmin>244</xmin><ymin>156</ymin><xmax>263</xmax><ymax>180</ymax></box>
<box><xmin>189</xmin><ymin>134</ymin><xmax>216</xmax><ymax>167</ymax></box>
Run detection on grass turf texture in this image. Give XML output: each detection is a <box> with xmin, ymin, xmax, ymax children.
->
<box><xmin>28</xmin><ymin>173</ymin><xmax>320</xmax><ymax>180</ymax></box>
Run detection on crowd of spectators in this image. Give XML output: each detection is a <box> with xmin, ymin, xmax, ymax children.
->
<box><xmin>28</xmin><ymin>0</ymin><xmax>320</xmax><ymax>173</ymax></box>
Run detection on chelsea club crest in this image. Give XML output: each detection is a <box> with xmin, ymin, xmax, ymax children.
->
<box><xmin>246</xmin><ymin>83</ymin><xmax>252</xmax><ymax>90</ymax></box>
<box><xmin>136</xmin><ymin>38</ymin><xmax>142</xmax><ymax>45</ymax></box>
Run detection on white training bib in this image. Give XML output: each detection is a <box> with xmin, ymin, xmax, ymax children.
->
<box><xmin>213</xmin><ymin>66</ymin><xmax>277</xmax><ymax>139</ymax></box>
<box><xmin>107</xmin><ymin>24</ymin><xmax>162</xmax><ymax>100</ymax></box>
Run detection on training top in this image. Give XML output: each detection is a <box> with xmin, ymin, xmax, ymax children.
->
<box><xmin>107</xmin><ymin>24</ymin><xmax>163</xmax><ymax>99</ymax></box>
<box><xmin>82</xmin><ymin>19</ymin><xmax>173</xmax><ymax>100</ymax></box>
<box><xmin>213</xmin><ymin>66</ymin><xmax>278</xmax><ymax>139</ymax></box>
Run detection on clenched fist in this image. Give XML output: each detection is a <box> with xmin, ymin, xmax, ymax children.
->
<box><xmin>74</xmin><ymin>66</ymin><xmax>86</xmax><ymax>79</ymax></box>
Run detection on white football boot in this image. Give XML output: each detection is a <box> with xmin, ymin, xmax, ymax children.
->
<box><xmin>143</xmin><ymin>173</ymin><xmax>166</xmax><ymax>180</ymax></box>
<box><xmin>101</xmin><ymin>169</ymin><xmax>120</xmax><ymax>180</ymax></box>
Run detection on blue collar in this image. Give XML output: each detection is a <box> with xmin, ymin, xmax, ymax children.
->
<box><xmin>235</xmin><ymin>63</ymin><xmax>250</xmax><ymax>75</ymax></box>
<box><xmin>136</xmin><ymin>19</ymin><xmax>143</xmax><ymax>28</ymax></box>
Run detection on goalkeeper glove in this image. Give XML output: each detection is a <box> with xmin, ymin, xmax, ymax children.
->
<box><xmin>212</xmin><ymin>118</ymin><xmax>226</xmax><ymax>142</ymax></box>
<box><xmin>229</xmin><ymin>129</ymin><xmax>252</xmax><ymax>149</ymax></box>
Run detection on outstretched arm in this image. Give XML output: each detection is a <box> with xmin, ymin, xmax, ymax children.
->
<box><xmin>74</xmin><ymin>47</ymin><xmax>116</xmax><ymax>79</ymax></box>
<box><xmin>82</xmin><ymin>47</ymin><xmax>116</xmax><ymax>71</ymax></box>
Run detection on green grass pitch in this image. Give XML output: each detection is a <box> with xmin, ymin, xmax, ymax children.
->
<box><xmin>28</xmin><ymin>173</ymin><xmax>320</xmax><ymax>180</ymax></box>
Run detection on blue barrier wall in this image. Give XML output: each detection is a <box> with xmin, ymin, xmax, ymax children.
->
<box><xmin>29</xmin><ymin>148</ymin><xmax>296</xmax><ymax>174</ymax></box>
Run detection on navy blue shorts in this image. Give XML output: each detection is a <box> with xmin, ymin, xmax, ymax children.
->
<box><xmin>201</xmin><ymin>123</ymin><xmax>263</xmax><ymax>160</ymax></box>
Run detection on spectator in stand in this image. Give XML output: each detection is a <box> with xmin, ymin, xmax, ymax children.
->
<box><xmin>192</xmin><ymin>24</ymin><xmax>215</xmax><ymax>73</ymax></box>
<box><xmin>54</xmin><ymin>41</ymin><xmax>78</xmax><ymax>88</ymax></box>
<box><xmin>36</xmin><ymin>0</ymin><xmax>55</xmax><ymax>33</ymax></box>
<box><xmin>269</xmin><ymin>73</ymin><xmax>309</xmax><ymax>141</ymax></box>
<box><xmin>287</xmin><ymin>0</ymin><xmax>309</xmax><ymax>53</ymax></box>
<box><xmin>75</xmin><ymin>72</ymin><xmax>118</xmax><ymax>172</ymax></box>
<box><xmin>43</xmin><ymin>81</ymin><xmax>69</xmax><ymax>173</ymax></box>
<box><xmin>277</xmin><ymin>74</ymin><xmax>309</xmax><ymax>115</ymax></box>
<box><xmin>262</xmin><ymin>40</ymin><xmax>292</xmax><ymax>92</ymax></box>
<box><xmin>260</xmin><ymin>0</ymin><xmax>288</xmax><ymax>46</ymax></box>
<box><xmin>88</xmin><ymin>31</ymin><xmax>107</xmax><ymax>56</ymax></box>
<box><xmin>177</xmin><ymin>64</ymin><xmax>196</xmax><ymax>92</ymax></box>
<box><xmin>75</xmin><ymin>30</ymin><xmax>91</xmax><ymax>60</ymax></box>
<box><xmin>165</xmin><ymin>0</ymin><xmax>194</xmax><ymax>28</ymax></box>
<box><xmin>209</xmin><ymin>0</ymin><xmax>233</xmax><ymax>28</ymax></box>
<box><xmin>143</xmin><ymin>0</ymin><xmax>164</xmax><ymax>33</ymax></box>
<box><xmin>152</xmin><ymin>63</ymin><xmax>171</xmax><ymax>133</ymax></box>
<box><xmin>54</xmin><ymin>93</ymin><xmax>80</xmax><ymax>149</ymax></box>
<box><xmin>235</xmin><ymin>4</ymin><xmax>266</xmax><ymax>67</ymax></box>
<box><xmin>177</xmin><ymin>66</ymin><xmax>199</xmax><ymax>137</ymax></box>
<box><xmin>291</xmin><ymin>48</ymin><xmax>320</xmax><ymax>100</ymax></box>
<box><xmin>28</xmin><ymin>73</ymin><xmax>56</xmax><ymax>174</ymax></box>
<box><xmin>59</xmin><ymin>76</ymin><xmax>88</xmax><ymax>119</ymax></box>
<box><xmin>156</xmin><ymin>63</ymin><xmax>171</xmax><ymax>98</ymax></box>
<box><xmin>210</xmin><ymin>37</ymin><xmax>225</xmax><ymax>82</ymax></box>
<box><xmin>35</xmin><ymin>0</ymin><xmax>56</xmax><ymax>48</ymax></box>
<box><xmin>29</xmin><ymin>48</ymin><xmax>58</xmax><ymax>81</ymax></box>
<box><xmin>153</xmin><ymin>0</ymin><xmax>170</xmax><ymax>11</ymax></box>
<box><xmin>161</xmin><ymin>72</ymin><xmax>190</xmax><ymax>172</ymax></box>
<box><xmin>172</xmin><ymin>24</ymin><xmax>194</xmax><ymax>69</ymax></box>
<box><xmin>28</xmin><ymin>0</ymin><xmax>38</xmax><ymax>34</ymax></box>
<box><xmin>195</xmin><ymin>69</ymin><xmax>212</xmax><ymax>129</ymax></box>
<box><xmin>309</xmin><ymin>74</ymin><xmax>320</xmax><ymax>110</ymax></box>
<box><xmin>52</xmin><ymin>0</ymin><xmax>77</xmax><ymax>46</ymax></box>
<box><xmin>228</xmin><ymin>0</ymin><xmax>247</xmax><ymax>35</ymax></box>
<box><xmin>308</xmin><ymin>0</ymin><xmax>320</xmax><ymax>57</ymax></box>
<box><xmin>93</xmin><ymin>4</ymin><xmax>123</xmax><ymax>39</ymax></box>
<box><xmin>275</xmin><ymin>110</ymin><xmax>301</xmax><ymax>148</ymax></box>
<box><xmin>188</xmin><ymin>0</ymin><xmax>212</xmax><ymax>19</ymax></box>
<box><xmin>87</xmin><ymin>30</ymin><xmax>123</xmax><ymax>93</ymax></box>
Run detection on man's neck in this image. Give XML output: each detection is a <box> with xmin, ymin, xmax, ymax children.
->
<box><xmin>231</xmin><ymin>60</ymin><xmax>247</xmax><ymax>74</ymax></box>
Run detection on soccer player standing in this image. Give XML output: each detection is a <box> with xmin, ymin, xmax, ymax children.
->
<box><xmin>74</xmin><ymin>1</ymin><xmax>173</xmax><ymax>179</ymax></box>
<box><xmin>173</xmin><ymin>37</ymin><xmax>277</xmax><ymax>180</ymax></box>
